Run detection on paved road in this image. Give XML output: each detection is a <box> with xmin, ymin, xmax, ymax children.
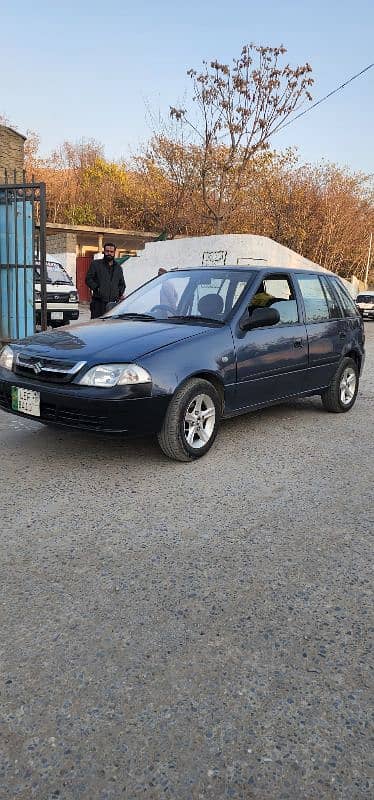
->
<box><xmin>1</xmin><ymin>325</ymin><xmax>373</xmax><ymax>800</ymax></box>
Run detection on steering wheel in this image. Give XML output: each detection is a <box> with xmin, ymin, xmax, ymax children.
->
<box><xmin>149</xmin><ymin>304</ymin><xmax>176</xmax><ymax>317</ymax></box>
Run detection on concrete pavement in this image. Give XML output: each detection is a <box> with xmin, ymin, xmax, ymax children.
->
<box><xmin>0</xmin><ymin>325</ymin><xmax>373</xmax><ymax>799</ymax></box>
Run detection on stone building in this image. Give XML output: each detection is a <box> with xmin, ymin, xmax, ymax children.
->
<box><xmin>45</xmin><ymin>222</ymin><xmax>156</xmax><ymax>289</ymax></box>
<box><xmin>0</xmin><ymin>125</ymin><xmax>26</xmax><ymax>181</ymax></box>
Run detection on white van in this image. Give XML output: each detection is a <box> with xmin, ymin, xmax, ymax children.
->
<box><xmin>35</xmin><ymin>261</ymin><xmax>79</xmax><ymax>328</ymax></box>
<box><xmin>355</xmin><ymin>291</ymin><xmax>374</xmax><ymax>320</ymax></box>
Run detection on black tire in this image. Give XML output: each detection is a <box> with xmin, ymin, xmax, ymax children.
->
<box><xmin>157</xmin><ymin>378</ymin><xmax>221</xmax><ymax>461</ymax></box>
<box><xmin>321</xmin><ymin>357</ymin><xmax>359</xmax><ymax>413</ymax></box>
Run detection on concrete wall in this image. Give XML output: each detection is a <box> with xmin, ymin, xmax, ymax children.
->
<box><xmin>47</xmin><ymin>233</ymin><xmax>77</xmax><ymax>284</ymax></box>
<box><xmin>122</xmin><ymin>234</ymin><xmax>328</xmax><ymax>294</ymax></box>
<box><xmin>0</xmin><ymin>125</ymin><xmax>26</xmax><ymax>181</ymax></box>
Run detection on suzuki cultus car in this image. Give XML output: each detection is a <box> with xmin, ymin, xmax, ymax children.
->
<box><xmin>0</xmin><ymin>266</ymin><xmax>365</xmax><ymax>461</ymax></box>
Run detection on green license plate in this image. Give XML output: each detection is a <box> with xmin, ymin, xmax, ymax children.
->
<box><xmin>11</xmin><ymin>387</ymin><xmax>41</xmax><ymax>417</ymax></box>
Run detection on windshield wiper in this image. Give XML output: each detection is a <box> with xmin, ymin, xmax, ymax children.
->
<box><xmin>167</xmin><ymin>315</ymin><xmax>224</xmax><ymax>325</ymax></box>
<box><xmin>110</xmin><ymin>312</ymin><xmax>156</xmax><ymax>320</ymax></box>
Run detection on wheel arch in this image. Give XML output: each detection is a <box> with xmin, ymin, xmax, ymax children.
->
<box><xmin>344</xmin><ymin>348</ymin><xmax>362</xmax><ymax>372</ymax></box>
<box><xmin>175</xmin><ymin>371</ymin><xmax>225</xmax><ymax>413</ymax></box>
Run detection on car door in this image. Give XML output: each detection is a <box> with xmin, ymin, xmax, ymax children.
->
<box><xmin>295</xmin><ymin>273</ymin><xmax>346</xmax><ymax>390</ymax></box>
<box><xmin>232</xmin><ymin>272</ymin><xmax>309</xmax><ymax>409</ymax></box>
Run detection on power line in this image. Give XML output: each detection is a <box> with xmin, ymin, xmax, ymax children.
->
<box><xmin>277</xmin><ymin>62</ymin><xmax>374</xmax><ymax>133</ymax></box>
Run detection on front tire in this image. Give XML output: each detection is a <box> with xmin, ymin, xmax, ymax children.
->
<box><xmin>157</xmin><ymin>378</ymin><xmax>221</xmax><ymax>461</ymax></box>
<box><xmin>321</xmin><ymin>357</ymin><xmax>359</xmax><ymax>413</ymax></box>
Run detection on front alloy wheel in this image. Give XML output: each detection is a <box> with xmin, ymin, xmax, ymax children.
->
<box><xmin>158</xmin><ymin>378</ymin><xmax>221</xmax><ymax>461</ymax></box>
<box><xmin>184</xmin><ymin>393</ymin><xmax>216</xmax><ymax>450</ymax></box>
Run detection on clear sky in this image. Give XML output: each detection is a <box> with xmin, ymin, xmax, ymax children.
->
<box><xmin>1</xmin><ymin>0</ymin><xmax>373</xmax><ymax>172</ymax></box>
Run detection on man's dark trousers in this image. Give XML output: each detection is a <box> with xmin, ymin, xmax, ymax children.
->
<box><xmin>90</xmin><ymin>298</ymin><xmax>108</xmax><ymax>319</ymax></box>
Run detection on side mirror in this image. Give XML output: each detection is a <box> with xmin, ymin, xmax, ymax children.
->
<box><xmin>240</xmin><ymin>306</ymin><xmax>280</xmax><ymax>331</ymax></box>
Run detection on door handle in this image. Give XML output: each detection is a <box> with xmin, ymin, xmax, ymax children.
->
<box><xmin>294</xmin><ymin>339</ymin><xmax>303</xmax><ymax>348</ymax></box>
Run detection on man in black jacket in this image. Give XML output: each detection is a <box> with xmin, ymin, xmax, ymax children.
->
<box><xmin>86</xmin><ymin>243</ymin><xmax>126</xmax><ymax>319</ymax></box>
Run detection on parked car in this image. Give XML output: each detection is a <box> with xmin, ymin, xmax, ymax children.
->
<box><xmin>35</xmin><ymin>261</ymin><xmax>79</xmax><ymax>328</ymax></box>
<box><xmin>0</xmin><ymin>266</ymin><xmax>365</xmax><ymax>461</ymax></box>
<box><xmin>355</xmin><ymin>291</ymin><xmax>374</xmax><ymax>320</ymax></box>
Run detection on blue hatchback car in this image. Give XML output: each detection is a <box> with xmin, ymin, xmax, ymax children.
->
<box><xmin>0</xmin><ymin>266</ymin><xmax>365</xmax><ymax>460</ymax></box>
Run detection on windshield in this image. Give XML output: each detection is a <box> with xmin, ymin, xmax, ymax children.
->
<box><xmin>107</xmin><ymin>269</ymin><xmax>255</xmax><ymax>322</ymax></box>
<box><xmin>35</xmin><ymin>262</ymin><xmax>73</xmax><ymax>285</ymax></box>
<box><xmin>356</xmin><ymin>295</ymin><xmax>374</xmax><ymax>303</ymax></box>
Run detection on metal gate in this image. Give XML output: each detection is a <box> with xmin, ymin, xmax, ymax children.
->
<box><xmin>0</xmin><ymin>171</ymin><xmax>47</xmax><ymax>342</ymax></box>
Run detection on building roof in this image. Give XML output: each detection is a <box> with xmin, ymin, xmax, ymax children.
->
<box><xmin>44</xmin><ymin>222</ymin><xmax>160</xmax><ymax>253</ymax></box>
<box><xmin>46</xmin><ymin>222</ymin><xmax>157</xmax><ymax>239</ymax></box>
<box><xmin>0</xmin><ymin>124</ymin><xmax>27</xmax><ymax>141</ymax></box>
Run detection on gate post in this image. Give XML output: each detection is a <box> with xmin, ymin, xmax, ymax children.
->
<box><xmin>38</xmin><ymin>183</ymin><xmax>47</xmax><ymax>331</ymax></box>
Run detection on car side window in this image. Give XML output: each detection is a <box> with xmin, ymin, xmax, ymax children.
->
<box><xmin>297</xmin><ymin>275</ymin><xmax>335</xmax><ymax>322</ymax></box>
<box><xmin>249</xmin><ymin>275</ymin><xmax>299</xmax><ymax>325</ymax></box>
<box><xmin>320</xmin><ymin>277</ymin><xmax>343</xmax><ymax>319</ymax></box>
<box><xmin>332</xmin><ymin>279</ymin><xmax>360</xmax><ymax>318</ymax></box>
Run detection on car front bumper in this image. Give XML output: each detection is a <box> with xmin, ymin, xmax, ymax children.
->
<box><xmin>35</xmin><ymin>307</ymin><xmax>80</xmax><ymax>325</ymax></box>
<box><xmin>0</xmin><ymin>368</ymin><xmax>170</xmax><ymax>434</ymax></box>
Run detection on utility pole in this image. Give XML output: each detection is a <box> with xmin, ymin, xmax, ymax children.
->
<box><xmin>364</xmin><ymin>232</ymin><xmax>372</xmax><ymax>289</ymax></box>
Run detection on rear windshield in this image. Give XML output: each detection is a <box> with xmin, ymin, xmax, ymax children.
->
<box><xmin>356</xmin><ymin>295</ymin><xmax>374</xmax><ymax>303</ymax></box>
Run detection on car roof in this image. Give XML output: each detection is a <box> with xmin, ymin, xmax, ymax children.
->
<box><xmin>357</xmin><ymin>290</ymin><xmax>374</xmax><ymax>295</ymax></box>
<box><xmin>170</xmin><ymin>265</ymin><xmax>334</xmax><ymax>276</ymax></box>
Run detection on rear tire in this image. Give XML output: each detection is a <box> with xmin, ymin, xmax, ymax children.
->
<box><xmin>157</xmin><ymin>378</ymin><xmax>221</xmax><ymax>461</ymax></box>
<box><xmin>321</xmin><ymin>357</ymin><xmax>359</xmax><ymax>413</ymax></box>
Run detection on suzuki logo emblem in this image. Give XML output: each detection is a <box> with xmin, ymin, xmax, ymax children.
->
<box><xmin>33</xmin><ymin>361</ymin><xmax>43</xmax><ymax>374</ymax></box>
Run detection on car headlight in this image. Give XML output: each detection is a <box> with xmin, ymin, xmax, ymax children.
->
<box><xmin>78</xmin><ymin>363</ymin><xmax>152</xmax><ymax>387</ymax></box>
<box><xmin>69</xmin><ymin>292</ymin><xmax>78</xmax><ymax>302</ymax></box>
<box><xmin>0</xmin><ymin>345</ymin><xmax>14</xmax><ymax>371</ymax></box>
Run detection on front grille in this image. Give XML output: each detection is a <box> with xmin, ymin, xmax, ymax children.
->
<box><xmin>14</xmin><ymin>355</ymin><xmax>86</xmax><ymax>384</ymax></box>
<box><xmin>46</xmin><ymin>293</ymin><xmax>71</xmax><ymax>303</ymax></box>
<box><xmin>42</xmin><ymin>403</ymin><xmax>108</xmax><ymax>430</ymax></box>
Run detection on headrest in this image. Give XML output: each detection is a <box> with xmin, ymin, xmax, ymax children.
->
<box><xmin>197</xmin><ymin>293</ymin><xmax>224</xmax><ymax>317</ymax></box>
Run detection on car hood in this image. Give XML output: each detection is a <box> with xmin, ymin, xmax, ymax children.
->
<box><xmin>34</xmin><ymin>283</ymin><xmax>75</xmax><ymax>293</ymax></box>
<box><xmin>15</xmin><ymin>318</ymin><xmax>209</xmax><ymax>362</ymax></box>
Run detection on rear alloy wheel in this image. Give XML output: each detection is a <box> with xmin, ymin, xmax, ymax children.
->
<box><xmin>321</xmin><ymin>357</ymin><xmax>359</xmax><ymax>413</ymax></box>
<box><xmin>157</xmin><ymin>378</ymin><xmax>221</xmax><ymax>461</ymax></box>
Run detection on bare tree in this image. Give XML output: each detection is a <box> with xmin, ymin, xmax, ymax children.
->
<box><xmin>170</xmin><ymin>44</ymin><xmax>313</xmax><ymax>233</ymax></box>
<box><xmin>134</xmin><ymin>134</ymin><xmax>203</xmax><ymax>236</ymax></box>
